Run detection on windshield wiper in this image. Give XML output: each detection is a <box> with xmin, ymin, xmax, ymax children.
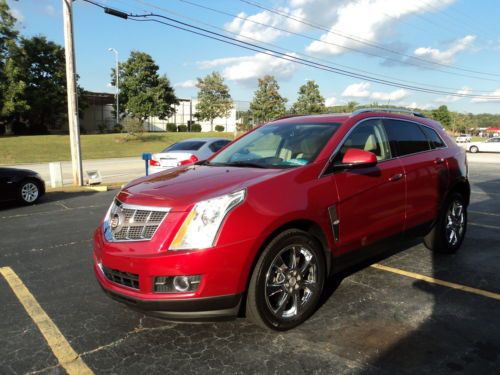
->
<box><xmin>213</xmin><ymin>161</ymin><xmax>268</xmax><ymax>168</ymax></box>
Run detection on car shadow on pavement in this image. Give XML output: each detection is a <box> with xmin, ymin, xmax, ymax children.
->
<box><xmin>354</xmin><ymin>177</ymin><xmax>500</xmax><ymax>374</ymax></box>
<box><xmin>0</xmin><ymin>189</ymin><xmax>114</xmax><ymax>212</ymax></box>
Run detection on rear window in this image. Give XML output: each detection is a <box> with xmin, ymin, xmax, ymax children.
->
<box><xmin>163</xmin><ymin>141</ymin><xmax>206</xmax><ymax>152</ymax></box>
<box><xmin>384</xmin><ymin>119</ymin><xmax>430</xmax><ymax>156</ymax></box>
<box><xmin>209</xmin><ymin>140</ymin><xmax>231</xmax><ymax>152</ymax></box>
<box><xmin>421</xmin><ymin>126</ymin><xmax>446</xmax><ymax>149</ymax></box>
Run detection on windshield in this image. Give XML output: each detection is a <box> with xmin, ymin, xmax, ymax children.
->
<box><xmin>164</xmin><ymin>141</ymin><xmax>205</xmax><ymax>152</ymax></box>
<box><xmin>209</xmin><ymin>122</ymin><xmax>341</xmax><ymax>169</ymax></box>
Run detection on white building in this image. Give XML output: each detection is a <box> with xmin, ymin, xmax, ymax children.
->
<box><xmin>145</xmin><ymin>98</ymin><xmax>237</xmax><ymax>132</ymax></box>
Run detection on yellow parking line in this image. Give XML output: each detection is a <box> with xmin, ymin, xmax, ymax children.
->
<box><xmin>471</xmin><ymin>190</ymin><xmax>500</xmax><ymax>196</ymax></box>
<box><xmin>371</xmin><ymin>263</ymin><xmax>500</xmax><ymax>301</ymax></box>
<box><xmin>469</xmin><ymin>210</ymin><xmax>500</xmax><ymax>217</ymax></box>
<box><xmin>469</xmin><ymin>222</ymin><xmax>500</xmax><ymax>230</ymax></box>
<box><xmin>0</xmin><ymin>267</ymin><xmax>93</xmax><ymax>375</ymax></box>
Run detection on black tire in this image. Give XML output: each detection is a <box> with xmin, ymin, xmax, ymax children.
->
<box><xmin>246</xmin><ymin>229</ymin><xmax>325</xmax><ymax>331</ymax></box>
<box><xmin>469</xmin><ymin>146</ymin><xmax>479</xmax><ymax>153</ymax></box>
<box><xmin>18</xmin><ymin>179</ymin><xmax>41</xmax><ymax>205</ymax></box>
<box><xmin>424</xmin><ymin>192</ymin><xmax>467</xmax><ymax>254</ymax></box>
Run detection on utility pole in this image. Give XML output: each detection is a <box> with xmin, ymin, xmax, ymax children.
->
<box><xmin>62</xmin><ymin>0</ymin><xmax>83</xmax><ymax>186</ymax></box>
<box><xmin>108</xmin><ymin>48</ymin><xmax>119</xmax><ymax>125</ymax></box>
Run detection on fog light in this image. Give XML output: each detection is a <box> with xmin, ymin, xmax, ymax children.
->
<box><xmin>154</xmin><ymin>275</ymin><xmax>201</xmax><ymax>293</ymax></box>
<box><xmin>173</xmin><ymin>276</ymin><xmax>190</xmax><ymax>292</ymax></box>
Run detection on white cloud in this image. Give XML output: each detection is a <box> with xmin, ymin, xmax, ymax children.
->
<box><xmin>11</xmin><ymin>8</ymin><xmax>24</xmax><ymax>23</ymax></box>
<box><xmin>436</xmin><ymin>87</ymin><xmax>471</xmax><ymax>103</ymax></box>
<box><xmin>342</xmin><ymin>82</ymin><xmax>371</xmax><ymax>98</ymax></box>
<box><xmin>341</xmin><ymin>82</ymin><xmax>408</xmax><ymax>102</ymax></box>
<box><xmin>197</xmin><ymin>52</ymin><xmax>299</xmax><ymax>83</ymax></box>
<box><xmin>225</xmin><ymin>0</ymin><xmax>342</xmax><ymax>44</ymax></box>
<box><xmin>306</xmin><ymin>0</ymin><xmax>455</xmax><ymax>56</ymax></box>
<box><xmin>325</xmin><ymin>97</ymin><xmax>337</xmax><ymax>106</ymax></box>
<box><xmin>175</xmin><ymin>79</ymin><xmax>197</xmax><ymax>89</ymax></box>
<box><xmin>370</xmin><ymin>88</ymin><xmax>409</xmax><ymax>102</ymax></box>
<box><xmin>471</xmin><ymin>89</ymin><xmax>500</xmax><ymax>103</ymax></box>
<box><xmin>44</xmin><ymin>5</ymin><xmax>56</xmax><ymax>17</ymax></box>
<box><xmin>225</xmin><ymin>11</ymin><xmax>289</xmax><ymax>43</ymax></box>
<box><xmin>414</xmin><ymin>35</ymin><xmax>476</xmax><ymax>64</ymax></box>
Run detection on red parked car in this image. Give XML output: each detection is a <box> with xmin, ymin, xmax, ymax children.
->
<box><xmin>93</xmin><ymin>109</ymin><xmax>470</xmax><ymax>330</ymax></box>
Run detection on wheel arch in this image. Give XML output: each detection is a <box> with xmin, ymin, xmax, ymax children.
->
<box><xmin>245</xmin><ymin>219</ymin><xmax>333</xmax><ymax>291</ymax></box>
<box><xmin>449</xmin><ymin>178</ymin><xmax>471</xmax><ymax>206</ymax></box>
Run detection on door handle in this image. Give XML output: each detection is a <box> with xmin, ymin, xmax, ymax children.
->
<box><xmin>389</xmin><ymin>173</ymin><xmax>404</xmax><ymax>182</ymax></box>
<box><xmin>434</xmin><ymin>158</ymin><xmax>445</xmax><ymax>165</ymax></box>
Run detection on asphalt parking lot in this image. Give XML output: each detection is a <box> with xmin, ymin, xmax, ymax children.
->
<box><xmin>1</xmin><ymin>157</ymin><xmax>499</xmax><ymax>375</ymax></box>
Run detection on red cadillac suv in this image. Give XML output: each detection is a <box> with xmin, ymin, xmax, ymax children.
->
<box><xmin>93</xmin><ymin>109</ymin><xmax>470</xmax><ymax>330</ymax></box>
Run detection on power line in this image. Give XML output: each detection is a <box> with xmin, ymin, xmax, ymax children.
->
<box><xmin>134</xmin><ymin>0</ymin><xmax>495</xmax><ymax>94</ymax></box>
<box><xmin>79</xmin><ymin>0</ymin><xmax>500</xmax><ymax>100</ymax></box>
<box><xmin>238</xmin><ymin>0</ymin><xmax>500</xmax><ymax>78</ymax></box>
<box><xmin>177</xmin><ymin>0</ymin><xmax>500</xmax><ymax>83</ymax></box>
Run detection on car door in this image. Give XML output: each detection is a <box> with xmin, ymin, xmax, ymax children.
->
<box><xmin>384</xmin><ymin>119</ymin><xmax>448</xmax><ymax>230</ymax></box>
<box><xmin>483</xmin><ymin>138</ymin><xmax>500</xmax><ymax>152</ymax></box>
<box><xmin>328</xmin><ymin>118</ymin><xmax>406</xmax><ymax>255</ymax></box>
<box><xmin>0</xmin><ymin>168</ymin><xmax>16</xmax><ymax>201</ymax></box>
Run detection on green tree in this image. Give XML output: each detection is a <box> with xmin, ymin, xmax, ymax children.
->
<box><xmin>13</xmin><ymin>36</ymin><xmax>69</xmax><ymax>133</ymax></box>
<box><xmin>432</xmin><ymin>105</ymin><xmax>452</xmax><ymax>129</ymax></box>
<box><xmin>250</xmin><ymin>75</ymin><xmax>287</xmax><ymax>123</ymax></box>
<box><xmin>0</xmin><ymin>0</ymin><xmax>20</xmax><ymax>123</ymax></box>
<box><xmin>291</xmin><ymin>80</ymin><xmax>325</xmax><ymax>114</ymax></box>
<box><xmin>346</xmin><ymin>101</ymin><xmax>359</xmax><ymax>113</ymax></box>
<box><xmin>195</xmin><ymin>72</ymin><xmax>233</xmax><ymax>131</ymax></box>
<box><xmin>116</xmin><ymin>51</ymin><xmax>178</xmax><ymax>126</ymax></box>
<box><xmin>0</xmin><ymin>55</ymin><xmax>28</xmax><ymax>119</ymax></box>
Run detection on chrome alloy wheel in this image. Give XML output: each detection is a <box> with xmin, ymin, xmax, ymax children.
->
<box><xmin>21</xmin><ymin>182</ymin><xmax>39</xmax><ymax>203</ymax></box>
<box><xmin>265</xmin><ymin>245</ymin><xmax>319</xmax><ymax>319</ymax></box>
<box><xmin>446</xmin><ymin>200</ymin><xmax>465</xmax><ymax>247</ymax></box>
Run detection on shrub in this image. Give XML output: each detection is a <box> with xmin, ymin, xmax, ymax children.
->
<box><xmin>122</xmin><ymin>118</ymin><xmax>144</xmax><ymax>137</ymax></box>
<box><xmin>97</xmin><ymin>122</ymin><xmax>108</xmax><ymax>134</ymax></box>
<box><xmin>166</xmin><ymin>123</ymin><xmax>177</xmax><ymax>132</ymax></box>
<box><xmin>113</xmin><ymin>123</ymin><xmax>124</xmax><ymax>133</ymax></box>
<box><xmin>237</xmin><ymin>123</ymin><xmax>253</xmax><ymax>132</ymax></box>
<box><xmin>177</xmin><ymin>124</ymin><xmax>188</xmax><ymax>132</ymax></box>
<box><xmin>215</xmin><ymin>125</ymin><xmax>225</xmax><ymax>132</ymax></box>
<box><xmin>191</xmin><ymin>123</ymin><xmax>202</xmax><ymax>132</ymax></box>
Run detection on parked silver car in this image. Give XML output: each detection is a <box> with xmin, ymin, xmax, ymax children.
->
<box><xmin>149</xmin><ymin>138</ymin><xmax>231</xmax><ymax>174</ymax></box>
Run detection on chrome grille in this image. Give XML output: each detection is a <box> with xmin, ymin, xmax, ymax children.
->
<box><xmin>103</xmin><ymin>199</ymin><xmax>170</xmax><ymax>242</ymax></box>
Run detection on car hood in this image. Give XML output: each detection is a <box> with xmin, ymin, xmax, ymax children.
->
<box><xmin>117</xmin><ymin>165</ymin><xmax>289</xmax><ymax>211</ymax></box>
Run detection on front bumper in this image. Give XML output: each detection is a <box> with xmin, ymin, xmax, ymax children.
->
<box><xmin>93</xmin><ymin>227</ymin><xmax>255</xmax><ymax>319</ymax></box>
<box><xmin>101</xmin><ymin>286</ymin><xmax>242</xmax><ymax>320</ymax></box>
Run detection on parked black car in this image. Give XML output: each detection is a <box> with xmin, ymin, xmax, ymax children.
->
<box><xmin>0</xmin><ymin>168</ymin><xmax>45</xmax><ymax>205</ymax></box>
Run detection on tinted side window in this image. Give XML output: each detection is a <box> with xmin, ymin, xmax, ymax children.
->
<box><xmin>333</xmin><ymin>119</ymin><xmax>392</xmax><ymax>163</ymax></box>
<box><xmin>384</xmin><ymin>120</ymin><xmax>430</xmax><ymax>156</ymax></box>
<box><xmin>209</xmin><ymin>140</ymin><xmax>230</xmax><ymax>152</ymax></box>
<box><xmin>420</xmin><ymin>126</ymin><xmax>446</xmax><ymax>149</ymax></box>
<box><xmin>164</xmin><ymin>141</ymin><xmax>206</xmax><ymax>152</ymax></box>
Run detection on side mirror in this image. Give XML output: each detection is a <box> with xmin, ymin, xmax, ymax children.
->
<box><xmin>335</xmin><ymin>148</ymin><xmax>378</xmax><ymax>170</ymax></box>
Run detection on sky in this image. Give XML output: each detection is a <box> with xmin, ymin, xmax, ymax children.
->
<box><xmin>7</xmin><ymin>0</ymin><xmax>500</xmax><ymax>114</ymax></box>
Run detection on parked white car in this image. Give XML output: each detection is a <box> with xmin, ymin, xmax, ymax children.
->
<box><xmin>468</xmin><ymin>137</ymin><xmax>500</xmax><ymax>153</ymax></box>
<box><xmin>456</xmin><ymin>134</ymin><xmax>471</xmax><ymax>143</ymax></box>
<box><xmin>149</xmin><ymin>138</ymin><xmax>231</xmax><ymax>174</ymax></box>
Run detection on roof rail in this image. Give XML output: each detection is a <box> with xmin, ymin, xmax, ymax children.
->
<box><xmin>352</xmin><ymin>108</ymin><xmax>426</xmax><ymax>118</ymax></box>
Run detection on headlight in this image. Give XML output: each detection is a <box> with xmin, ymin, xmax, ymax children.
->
<box><xmin>169</xmin><ymin>190</ymin><xmax>246</xmax><ymax>250</ymax></box>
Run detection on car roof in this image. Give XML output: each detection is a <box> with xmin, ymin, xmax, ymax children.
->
<box><xmin>175</xmin><ymin>137</ymin><xmax>230</xmax><ymax>143</ymax></box>
<box><xmin>269</xmin><ymin>113</ymin><xmax>351</xmax><ymax>125</ymax></box>
<box><xmin>267</xmin><ymin>111</ymin><xmax>439</xmax><ymax>128</ymax></box>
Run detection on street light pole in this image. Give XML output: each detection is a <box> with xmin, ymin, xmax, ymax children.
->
<box><xmin>62</xmin><ymin>0</ymin><xmax>83</xmax><ymax>186</ymax></box>
<box><xmin>108</xmin><ymin>48</ymin><xmax>119</xmax><ymax>125</ymax></box>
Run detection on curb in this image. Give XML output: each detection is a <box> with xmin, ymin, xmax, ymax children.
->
<box><xmin>46</xmin><ymin>183</ymin><xmax>125</xmax><ymax>194</ymax></box>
